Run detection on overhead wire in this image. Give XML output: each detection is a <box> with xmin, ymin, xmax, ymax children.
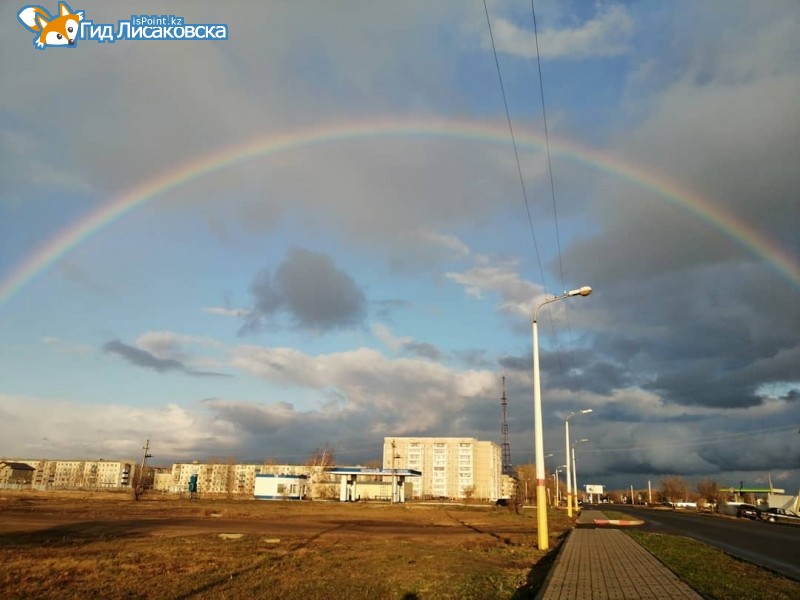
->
<box><xmin>511</xmin><ymin>424</ymin><xmax>800</xmax><ymax>458</ymax></box>
<box><xmin>483</xmin><ymin>0</ymin><xmax>572</xmax><ymax>385</ymax></box>
<box><xmin>482</xmin><ymin>0</ymin><xmax>548</xmax><ymax>294</ymax></box>
<box><xmin>529</xmin><ymin>0</ymin><xmax>579</xmax><ymax>387</ymax></box>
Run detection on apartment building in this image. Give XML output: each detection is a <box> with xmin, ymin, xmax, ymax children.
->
<box><xmin>6</xmin><ymin>459</ymin><xmax>135</xmax><ymax>489</ymax></box>
<box><xmin>156</xmin><ymin>462</ymin><xmax>333</xmax><ymax>496</ymax></box>
<box><xmin>382</xmin><ymin>437</ymin><xmax>502</xmax><ymax>501</ymax></box>
<box><xmin>0</xmin><ymin>461</ymin><xmax>35</xmax><ymax>485</ymax></box>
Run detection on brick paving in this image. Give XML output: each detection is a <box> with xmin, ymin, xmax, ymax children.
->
<box><xmin>536</xmin><ymin>510</ymin><xmax>702</xmax><ymax>599</ymax></box>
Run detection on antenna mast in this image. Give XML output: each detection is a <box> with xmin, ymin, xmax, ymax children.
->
<box><xmin>500</xmin><ymin>374</ymin><xmax>513</xmax><ymax>475</ymax></box>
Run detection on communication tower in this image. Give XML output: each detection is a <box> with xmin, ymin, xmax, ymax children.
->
<box><xmin>500</xmin><ymin>374</ymin><xmax>513</xmax><ymax>475</ymax></box>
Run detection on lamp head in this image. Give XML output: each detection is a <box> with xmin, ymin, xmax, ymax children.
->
<box><xmin>567</xmin><ymin>286</ymin><xmax>593</xmax><ymax>297</ymax></box>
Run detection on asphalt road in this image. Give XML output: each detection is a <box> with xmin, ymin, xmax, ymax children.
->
<box><xmin>606</xmin><ymin>505</ymin><xmax>800</xmax><ymax>580</ymax></box>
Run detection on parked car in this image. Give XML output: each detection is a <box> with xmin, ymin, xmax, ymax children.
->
<box><xmin>760</xmin><ymin>507</ymin><xmax>800</xmax><ymax>524</ymax></box>
<box><xmin>736</xmin><ymin>504</ymin><xmax>761</xmax><ymax>520</ymax></box>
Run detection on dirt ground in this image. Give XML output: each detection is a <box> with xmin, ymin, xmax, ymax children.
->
<box><xmin>0</xmin><ymin>491</ymin><xmax>573</xmax><ymax>599</ymax></box>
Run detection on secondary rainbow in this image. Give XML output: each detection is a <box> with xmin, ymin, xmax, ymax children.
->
<box><xmin>1</xmin><ymin>117</ymin><xmax>798</xmax><ymax>307</ymax></box>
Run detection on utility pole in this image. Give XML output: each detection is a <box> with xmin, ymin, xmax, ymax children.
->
<box><xmin>390</xmin><ymin>440</ymin><xmax>401</xmax><ymax>504</ymax></box>
<box><xmin>134</xmin><ymin>439</ymin><xmax>153</xmax><ymax>501</ymax></box>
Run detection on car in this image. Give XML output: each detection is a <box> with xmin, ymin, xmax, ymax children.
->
<box><xmin>736</xmin><ymin>504</ymin><xmax>761</xmax><ymax>519</ymax></box>
<box><xmin>760</xmin><ymin>507</ymin><xmax>800</xmax><ymax>524</ymax></box>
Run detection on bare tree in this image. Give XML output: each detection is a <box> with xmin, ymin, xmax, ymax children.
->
<box><xmin>511</xmin><ymin>477</ymin><xmax>524</xmax><ymax>514</ymax></box>
<box><xmin>515</xmin><ymin>464</ymin><xmax>535</xmax><ymax>505</ymax></box>
<box><xmin>306</xmin><ymin>446</ymin><xmax>335</xmax><ymax>499</ymax></box>
<box><xmin>661</xmin><ymin>476</ymin><xmax>689</xmax><ymax>504</ymax></box>
<box><xmin>696</xmin><ymin>478</ymin><xmax>724</xmax><ymax>509</ymax></box>
<box><xmin>225</xmin><ymin>456</ymin><xmax>237</xmax><ymax>499</ymax></box>
<box><xmin>462</xmin><ymin>485</ymin><xmax>476</xmax><ymax>503</ymax></box>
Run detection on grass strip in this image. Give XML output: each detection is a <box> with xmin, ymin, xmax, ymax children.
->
<box><xmin>623</xmin><ymin>528</ymin><xmax>800</xmax><ymax>600</ymax></box>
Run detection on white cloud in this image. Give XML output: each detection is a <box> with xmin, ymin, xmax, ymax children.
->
<box><xmin>491</xmin><ymin>5</ymin><xmax>634</xmax><ymax>60</ymax></box>
<box><xmin>0</xmin><ymin>393</ymin><xmax>239</xmax><ymax>460</ymax></box>
<box><xmin>229</xmin><ymin>343</ymin><xmax>497</xmax><ymax>424</ymax></box>
<box><xmin>446</xmin><ymin>259</ymin><xmax>543</xmax><ymax>317</ymax></box>
<box><xmin>411</xmin><ymin>230</ymin><xmax>471</xmax><ymax>260</ymax></box>
<box><xmin>372</xmin><ymin>323</ymin><xmax>413</xmax><ymax>353</ymax></box>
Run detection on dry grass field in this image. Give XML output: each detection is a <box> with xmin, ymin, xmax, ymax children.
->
<box><xmin>0</xmin><ymin>491</ymin><xmax>572</xmax><ymax>599</ymax></box>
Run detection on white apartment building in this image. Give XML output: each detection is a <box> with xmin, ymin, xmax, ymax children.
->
<box><xmin>10</xmin><ymin>459</ymin><xmax>135</xmax><ymax>489</ymax></box>
<box><xmin>382</xmin><ymin>437</ymin><xmax>502</xmax><ymax>501</ymax></box>
<box><xmin>159</xmin><ymin>462</ymin><xmax>263</xmax><ymax>495</ymax></box>
<box><xmin>156</xmin><ymin>463</ymin><xmax>334</xmax><ymax>497</ymax></box>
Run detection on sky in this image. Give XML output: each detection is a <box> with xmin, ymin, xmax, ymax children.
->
<box><xmin>1</xmin><ymin>0</ymin><xmax>798</xmax><ymax>494</ymax></box>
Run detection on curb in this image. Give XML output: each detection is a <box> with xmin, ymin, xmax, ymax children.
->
<box><xmin>593</xmin><ymin>519</ymin><xmax>644</xmax><ymax>527</ymax></box>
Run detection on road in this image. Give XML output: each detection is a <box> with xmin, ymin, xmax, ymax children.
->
<box><xmin>606</xmin><ymin>505</ymin><xmax>800</xmax><ymax>580</ymax></box>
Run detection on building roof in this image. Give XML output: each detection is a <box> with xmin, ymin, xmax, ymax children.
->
<box><xmin>0</xmin><ymin>461</ymin><xmax>36</xmax><ymax>471</ymax></box>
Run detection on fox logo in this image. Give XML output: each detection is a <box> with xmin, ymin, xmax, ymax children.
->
<box><xmin>18</xmin><ymin>2</ymin><xmax>84</xmax><ymax>49</ymax></box>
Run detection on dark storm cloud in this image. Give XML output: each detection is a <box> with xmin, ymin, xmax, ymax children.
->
<box><xmin>781</xmin><ymin>389</ymin><xmax>799</xmax><ymax>402</ymax></box>
<box><xmin>241</xmin><ymin>247</ymin><xmax>366</xmax><ymax>334</ymax></box>
<box><xmin>103</xmin><ymin>340</ymin><xmax>230</xmax><ymax>378</ymax></box>
<box><xmin>553</xmin><ymin>260</ymin><xmax>800</xmax><ymax>411</ymax></box>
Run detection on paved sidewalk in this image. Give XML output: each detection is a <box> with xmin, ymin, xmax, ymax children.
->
<box><xmin>536</xmin><ymin>510</ymin><xmax>701</xmax><ymax>599</ymax></box>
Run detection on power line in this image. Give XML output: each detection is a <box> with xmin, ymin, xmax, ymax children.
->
<box><xmin>530</xmin><ymin>0</ymin><xmax>579</xmax><ymax>387</ymax></box>
<box><xmin>513</xmin><ymin>424</ymin><xmax>800</xmax><ymax>457</ymax></box>
<box><xmin>482</xmin><ymin>0</ymin><xmax>547</xmax><ymax>294</ymax></box>
<box><xmin>530</xmin><ymin>1</ymin><xmax>565</xmax><ymax>293</ymax></box>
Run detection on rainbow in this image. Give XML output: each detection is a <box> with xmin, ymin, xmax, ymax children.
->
<box><xmin>1</xmin><ymin>117</ymin><xmax>798</xmax><ymax>307</ymax></box>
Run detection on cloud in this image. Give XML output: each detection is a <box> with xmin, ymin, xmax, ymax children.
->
<box><xmin>0</xmin><ymin>393</ymin><xmax>240</xmax><ymax>460</ymax></box>
<box><xmin>372</xmin><ymin>323</ymin><xmax>443</xmax><ymax>360</ymax></box>
<box><xmin>241</xmin><ymin>247</ymin><xmax>367</xmax><ymax>334</ymax></box>
<box><xmin>136</xmin><ymin>331</ymin><xmax>222</xmax><ymax>363</ymax></box>
<box><xmin>446</xmin><ymin>258</ymin><xmax>543</xmax><ymax>318</ymax></box>
<box><xmin>103</xmin><ymin>340</ymin><xmax>230</xmax><ymax>378</ymax></box>
<box><xmin>491</xmin><ymin>5</ymin><xmax>634</xmax><ymax>60</ymax></box>
<box><xmin>229</xmin><ymin>343</ymin><xmax>498</xmax><ymax>433</ymax></box>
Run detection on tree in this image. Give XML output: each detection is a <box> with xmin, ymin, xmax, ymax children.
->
<box><xmin>225</xmin><ymin>456</ymin><xmax>237</xmax><ymax>499</ymax></box>
<box><xmin>514</xmin><ymin>464</ymin><xmax>535</xmax><ymax>505</ymax></box>
<box><xmin>661</xmin><ymin>476</ymin><xmax>689</xmax><ymax>503</ymax></box>
<box><xmin>511</xmin><ymin>478</ymin><xmax>524</xmax><ymax>514</ymax></box>
<box><xmin>306</xmin><ymin>446</ymin><xmax>336</xmax><ymax>499</ymax></box>
<box><xmin>696</xmin><ymin>478</ymin><xmax>723</xmax><ymax>508</ymax></box>
<box><xmin>462</xmin><ymin>485</ymin><xmax>476</xmax><ymax>503</ymax></box>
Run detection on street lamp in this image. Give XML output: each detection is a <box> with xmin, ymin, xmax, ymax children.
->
<box><xmin>565</xmin><ymin>409</ymin><xmax>593</xmax><ymax>518</ymax></box>
<box><xmin>553</xmin><ymin>465</ymin><xmax>567</xmax><ymax>506</ymax></box>
<box><xmin>571</xmin><ymin>438</ymin><xmax>588</xmax><ymax>512</ymax></box>
<box><xmin>532</xmin><ymin>286</ymin><xmax>592</xmax><ymax>551</ymax></box>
